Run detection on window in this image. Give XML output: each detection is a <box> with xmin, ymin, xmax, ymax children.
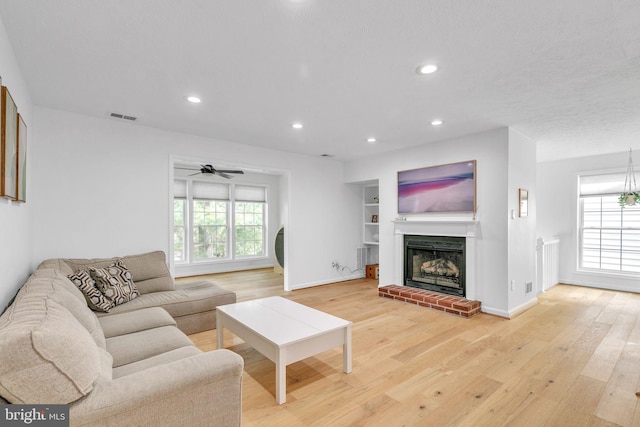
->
<box><xmin>193</xmin><ymin>200</ymin><xmax>228</xmax><ymax>259</ymax></box>
<box><xmin>173</xmin><ymin>199</ymin><xmax>186</xmax><ymax>262</ymax></box>
<box><xmin>235</xmin><ymin>202</ymin><xmax>265</xmax><ymax>257</ymax></box>
<box><xmin>173</xmin><ymin>180</ymin><xmax>186</xmax><ymax>262</ymax></box>
<box><xmin>234</xmin><ymin>185</ymin><xmax>266</xmax><ymax>257</ymax></box>
<box><xmin>173</xmin><ymin>179</ymin><xmax>267</xmax><ymax>264</ymax></box>
<box><xmin>579</xmin><ymin>172</ymin><xmax>640</xmax><ymax>273</ymax></box>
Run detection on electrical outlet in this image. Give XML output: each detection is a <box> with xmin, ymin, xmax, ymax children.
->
<box><xmin>525</xmin><ymin>281</ymin><xmax>533</xmax><ymax>293</ymax></box>
<box><xmin>510</xmin><ymin>279</ymin><xmax>515</xmax><ymax>291</ymax></box>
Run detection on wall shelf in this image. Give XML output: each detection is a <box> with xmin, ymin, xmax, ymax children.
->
<box><xmin>363</xmin><ymin>184</ymin><xmax>380</xmax><ymax>264</ymax></box>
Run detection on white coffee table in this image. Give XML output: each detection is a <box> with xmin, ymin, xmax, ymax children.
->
<box><xmin>216</xmin><ymin>296</ymin><xmax>352</xmax><ymax>404</ymax></box>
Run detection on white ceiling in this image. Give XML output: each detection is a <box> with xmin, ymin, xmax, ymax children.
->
<box><xmin>1</xmin><ymin>0</ymin><xmax>639</xmax><ymax>162</ymax></box>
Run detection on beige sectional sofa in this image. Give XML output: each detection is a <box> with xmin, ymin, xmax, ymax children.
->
<box><xmin>0</xmin><ymin>251</ymin><xmax>243</xmax><ymax>426</ymax></box>
<box><xmin>39</xmin><ymin>250</ymin><xmax>237</xmax><ymax>335</ymax></box>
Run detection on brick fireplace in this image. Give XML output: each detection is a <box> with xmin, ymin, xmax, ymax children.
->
<box><xmin>403</xmin><ymin>234</ymin><xmax>466</xmax><ymax>297</ymax></box>
<box><xmin>378</xmin><ymin>285</ymin><xmax>481</xmax><ymax>317</ymax></box>
<box><xmin>381</xmin><ymin>218</ymin><xmax>482</xmax><ymax>318</ymax></box>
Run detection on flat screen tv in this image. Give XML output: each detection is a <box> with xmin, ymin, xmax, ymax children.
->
<box><xmin>398</xmin><ymin>160</ymin><xmax>476</xmax><ymax>214</ymax></box>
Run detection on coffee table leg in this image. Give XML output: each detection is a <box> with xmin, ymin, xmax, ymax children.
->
<box><xmin>343</xmin><ymin>324</ymin><xmax>352</xmax><ymax>373</ymax></box>
<box><xmin>276</xmin><ymin>348</ymin><xmax>286</xmax><ymax>404</ymax></box>
<box><xmin>216</xmin><ymin>311</ymin><xmax>224</xmax><ymax>349</ymax></box>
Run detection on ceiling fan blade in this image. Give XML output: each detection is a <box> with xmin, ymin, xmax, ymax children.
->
<box><xmin>188</xmin><ymin>172</ymin><xmax>201</xmax><ymax>176</ymax></box>
<box><xmin>216</xmin><ymin>172</ymin><xmax>233</xmax><ymax>179</ymax></box>
<box><xmin>216</xmin><ymin>170</ymin><xmax>244</xmax><ymax>174</ymax></box>
<box><xmin>175</xmin><ymin>167</ymin><xmax>199</xmax><ymax>170</ymax></box>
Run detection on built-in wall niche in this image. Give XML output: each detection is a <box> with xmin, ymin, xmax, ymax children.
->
<box><xmin>362</xmin><ymin>182</ymin><xmax>379</xmax><ymax>265</ymax></box>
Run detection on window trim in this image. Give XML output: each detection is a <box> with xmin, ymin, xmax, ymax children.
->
<box><xmin>577</xmin><ymin>172</ymin><xmax>640</xmax><ymax>276</ymax></box>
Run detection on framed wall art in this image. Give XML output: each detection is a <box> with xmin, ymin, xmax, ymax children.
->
<box><xmin>519</xmin><ymin>188</ymin><xmax>528</xmax><ymax>217</ymax></box>
<box><xmin>16</xmin><ymin>113</ymin><xmax>26</xmax><ymax>202</ymax></box>
<box><xmin>1</xmin><ymin>85</ymin><xmax>18</xmax><ymax>200</ymax></box>
<box><xmin>398</xmin><ymin>160</ymin><xmax>476</xmax><ymax>214</ymax></box>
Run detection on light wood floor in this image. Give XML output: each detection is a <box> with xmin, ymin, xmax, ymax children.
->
<box><xmin>183</xmin><ymin>269</ymin><xmax>640</xmax><ymax>426</ymax></box>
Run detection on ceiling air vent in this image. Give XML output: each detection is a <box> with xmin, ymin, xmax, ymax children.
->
<box><xmin>110</xmin><ymin>112</ymin><xmax>137</xmax><ymax>121</ymax></box>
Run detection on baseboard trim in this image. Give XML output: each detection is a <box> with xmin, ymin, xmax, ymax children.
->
<box><xmin>290</xmin><ymin>273</ymin><xmax>365</xmax><ymax>290</ymax></box>
<box><xmin>508</xmin><ymin>298</ymin><xmax>538</xmax><ymax>318</ymax></box>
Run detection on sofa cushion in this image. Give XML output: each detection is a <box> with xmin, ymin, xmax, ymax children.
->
<box><xmin>112</xmin><ymin>346</ymin><xmax>202</xmax><ymax>378</ymax></box>
<box><xmin>121</xmin><ymin>251</ymin><xmax>175</xmax><ymax>294</ymax></box>
<box><xmin>37</xmin><ymin>258</ymin><xmax>74</xmax><ymax>276</ymax></box>
<box><xmin>63</xmin><ymin>251</ymin><xmax>175</xmax><ymax>294</ymax></box>
<box><xmin>106</xmin><ymin>325</ymin><xmax>194</xmax><ymax>367</ymax></box>
<box><xmin>98</xmin><ymin>347</ymin><xmax>113</xmax><ymax>382</ymax></box>
<box><xmin>99</xmin><ymin>307</ymin><xmax>176</xmax><ymax>338</ymax></box>
<box><xmin>29</xmin><ymin>268</ymin><xmax>87</xmax><ymax>304</ymax></box>
<box><xmin>68</xmin><ymin>269</ymin><xmax>114</xmax><ymax>312</ymax></box>
<box><xmin>90</xmin><ymin>260</ymin><xmax>140</xmax><ymax>306</ymax></box>
<box><xmin>18</xmin><ymin>269</ymin><xmax>106</xmax><ymax>349</ymax></box>
<box><xmin>0</xmin><ymin>298</ymin><xmax>101</xmax><ymax>404</ymax></box>
<box><xmin>102</xmin><ymin>280</ymin><xmax>236</xmax><ymax>319</ymax></box>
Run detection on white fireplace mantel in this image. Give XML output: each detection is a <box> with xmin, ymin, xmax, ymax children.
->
<box><xmin>392</xmin><ymin>219</ymin><xmax>478</xmax><ymax>238</ymax></box>
<box><xmin>393</xmin><ymin>219</ymin><xmax>478</xmax><ymax>301</ymax></box>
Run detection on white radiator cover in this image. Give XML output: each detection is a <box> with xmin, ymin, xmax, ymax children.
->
<box><xmin>536</xmin><ymin>237</ymin><xmax>560</xmax><ymax>292</ymax></box>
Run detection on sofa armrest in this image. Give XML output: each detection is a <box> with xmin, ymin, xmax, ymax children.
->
<box><xmin>70</xmin><ymin>349</ymin><xmax>243</xmax><ymax>427</ymax></box>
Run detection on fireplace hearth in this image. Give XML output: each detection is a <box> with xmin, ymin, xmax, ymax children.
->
<box><xmin>404</xmin><ymin>235</ymin><xmax>465</xmax><ymax>297</ymax></box>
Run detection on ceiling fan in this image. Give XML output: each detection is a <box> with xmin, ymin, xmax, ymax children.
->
<box><xmin>176</xmin><ymin>164</ymin><xmax>245</xmax><ymax>179</ymax></box>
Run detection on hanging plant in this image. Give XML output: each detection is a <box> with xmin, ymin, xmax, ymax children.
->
<box><xmin>619</xmin><ymin>148</ymin><xmax>640</xmax><ymax>207</ymax></box>
<box><xmin>619</xmin><ymin>191</ymin><xmax>640</xmax><ymax>206</ymax></box>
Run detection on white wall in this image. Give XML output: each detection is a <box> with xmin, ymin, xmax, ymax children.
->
<box><xmin>0</xmin><ymin>15</ymin><xmax>33</xmax><ymax>312</ymax></box>
<box><xmin>30</xmin><ymin>108</ymin><xmax>362</xmax><ymax>291</ymax></box>
<box><xmin>345</xmin><ymin>128</ymin><xmax>517</xmax><ymax>315</ymax></box>
<box><xmin>507</xmin><ymin>128</ymin><xmax>538</xmax><ymax>314</ymax></box>
<box><xmin>537</xmin><ymin>151</ymin><xmax>639</xmax><ymax>292</ymax></box>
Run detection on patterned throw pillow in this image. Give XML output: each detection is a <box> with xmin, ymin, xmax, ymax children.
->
<box><xmin>89</xmin><ymin>260</ymin><xmax>140</xmax><ymax>306</ymax></box>
<box><xmin>68</xmin><ymin>270</ymin><xmax>114</xmax><ymax>312</ymax></box>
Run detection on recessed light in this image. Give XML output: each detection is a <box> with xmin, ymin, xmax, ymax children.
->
<box><xmin>186</xmin><ymin>96</ymin><xmax>201</xmax><ymax>103</ymax></box>
<box><xmin>430</xmin><ymin>119</ymin><xmax>443</xmax><ymax>126</ymax></box>
<box><xmin>417</xmin><ymin>64</ymin><xmax>438</xmax><ymax>75</ymax></box>
<box><xmin>367</xmin><ymin>138</ymin><xmax>377</xmax><ymax>143</ymax></box>
<box><xmin>291</xmin><ymin>122</ymin><xmax>303</xmax><ymax>129</ymax></box>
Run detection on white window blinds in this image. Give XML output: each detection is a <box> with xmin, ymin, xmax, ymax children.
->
<box><xmin>174</xmin><ymin>180</ymin><xmax>187</xmax><ymax>198</ymax></box>
<box><xmin>192</xmin><ymin>181</ymin><xmax>230</xmax><ymax>200</ymax></box>
<box><xmin>235</xmin><ymin>185</ymin><xmax>266</xmax><ymax>202</ymax></box>
<box><xmin>579</xmin><ymin>172</ymin><xmax>627</xmax><ymax>196</ymax></box>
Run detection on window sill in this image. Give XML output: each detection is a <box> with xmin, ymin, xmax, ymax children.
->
<box><xmin>576</xmin><ymin>268</ymin><xmax>640</xmax><ymax>279</ymax></box>
<box><xmin>174</xmin><ymin>256</ymin><xmax>273</xmax><ymax>278</ymax></box>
